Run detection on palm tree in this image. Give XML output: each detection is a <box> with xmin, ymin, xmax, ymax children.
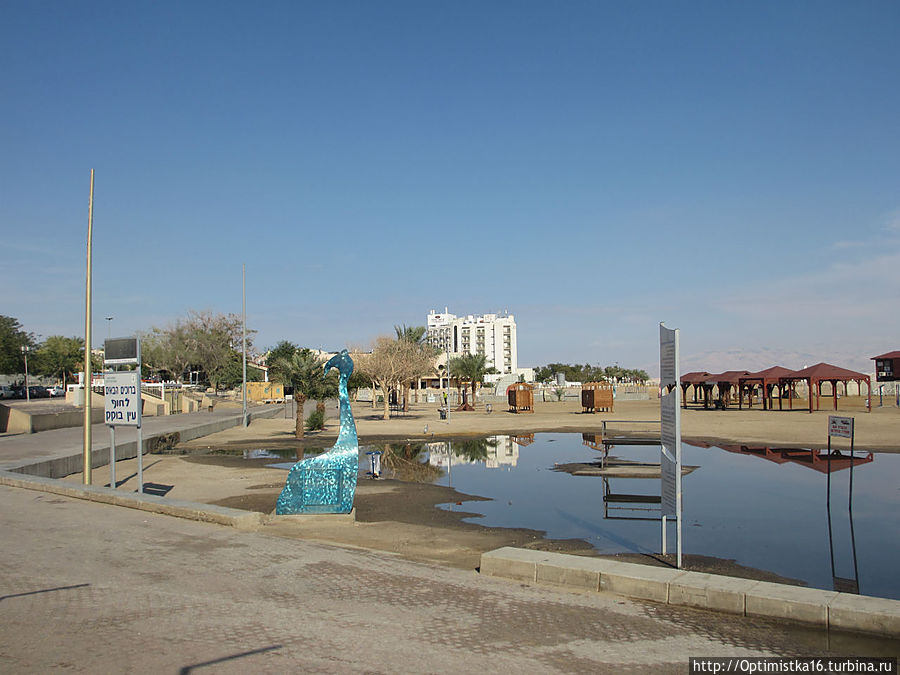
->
<box><xmin>271</xmin><ymin>349</ymin><xmax>327</xmax><ymax>438</ymax></box>
<box><xmin>393</xmin><ymin>324</ymin><xmax>428</xmax><ymax>345</ymax></box>
<box><xmin>393</xmin><ymin>324</ymin><xmax>433</xmax><ymax>410</ymax></box>
<box><xmin>450</xmin><ymin>353</ymin><xmax>498</xmax><ymax>411</ymax></box>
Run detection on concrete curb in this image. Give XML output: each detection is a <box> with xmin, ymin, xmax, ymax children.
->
<box><xmin>481</xmin><ymin>547</ymin><xmax>900</xmax><ymax>638</ymax></box>
<box><xmin>0</xmin><ymin>406</ymin><xmax>286</xmax><ymax>531</ymax></box>
<box><xmin>0</xmin><ymin>470</ymin><xmax>264</xmax><ymax>531</ymax></box>
<box><xmin>267</xmin><ymin>508</ymin><xmax>356</xmax><ymax>524</ymax></box>
<box><xmin>4</xmin><ymin>406</ymin><xmax>284</xmax><ymax>479</ymax></box>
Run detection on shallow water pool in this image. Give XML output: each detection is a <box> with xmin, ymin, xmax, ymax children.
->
<box><xmin>409</xmin><ymin>433</ymin><xmax>900</xmax><ymax>600</ymax></box>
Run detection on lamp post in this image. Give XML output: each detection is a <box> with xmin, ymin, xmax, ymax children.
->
<box><xmin>21</xmin><ymin>345</ymin><xmax>30</xmax><ymax>402</ymax></box>
<box><xmin>105</xmin><ymin>316</ymin><xmax>113</xmax><ymax>339</ymax></box>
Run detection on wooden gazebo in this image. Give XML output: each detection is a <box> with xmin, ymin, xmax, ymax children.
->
<box><xmin>777</xmin><ymin>362</ymin><xmax>871</xmax><ymax>413</ymax></box>
<box><xmin>581</xmin><ymin>382</ymin><xmax>614</xmax><ymax>413</ymax></box>
<box><xmin>507</xmin><ymin>382</ymin><xmax>534</xmax><ymax>413</ymax></box>
<box><xmin>679</xmin><ymin>371</ymin><xmax>711</xmax><ymax>408</ymax></box>
<box><xmin>702</xmin><ymin>370</ymin><xmax>753</xmax><ymax>409</ymax></box>
<box><xmin>720</xmin><ymin>444</ymin><xmax>873</xmax><ymax>473</ymax></box>
<box><xmin>738</xmin><ymin>366</ymin><xmax>797</xmax><ymax>410</ymax></box>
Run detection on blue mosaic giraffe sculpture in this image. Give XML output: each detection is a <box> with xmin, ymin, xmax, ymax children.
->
<box><xmin>276</xmin><ymin>350</ymin><xmax>358</xmax><ymax>514</ymax></box>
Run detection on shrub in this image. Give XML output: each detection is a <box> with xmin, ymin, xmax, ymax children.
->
<box><xmin>305</xmin><ymin>407</ymin><xmax>325</xmax><ymax>431</ymax></box>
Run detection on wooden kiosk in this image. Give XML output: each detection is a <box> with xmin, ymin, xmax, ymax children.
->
<box><xmin>507</xmin><ymin>383</ymin><xmax>535</xmax><ymax>413</ymax></box>
<box><xmin>581</xmin><ymin>382</ymin><xmax>614</xmax><ymax>413</ymax></box>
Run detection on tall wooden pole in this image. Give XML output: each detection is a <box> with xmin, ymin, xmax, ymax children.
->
<box><xmin>83</xmin><ymin>169</ymin><xmax>94</xmax><ymax>484</ymax></box>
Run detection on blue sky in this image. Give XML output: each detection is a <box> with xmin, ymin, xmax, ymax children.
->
<box><xmin>3</xmin><ymin>1</ymin><xmax>898</xmax><ymax>375</ymax></box>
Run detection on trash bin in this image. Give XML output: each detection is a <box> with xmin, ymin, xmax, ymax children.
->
<box><xmin>439</xmin><ymin>407</ymin><xmax>447</xmax><ymax>420</ymax></box>
<box><xmin>365</xmin><ymin>450</ymin><xmax>382</xmax><ymax>478</ymax></box>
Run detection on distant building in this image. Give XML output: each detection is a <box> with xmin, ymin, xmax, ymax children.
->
<box><xmin>426</xmin><ymin>308</ymin><xmax>517</xmax><ymax>375</ymax></box>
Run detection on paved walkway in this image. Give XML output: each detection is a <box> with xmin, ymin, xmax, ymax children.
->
<box><xmin>0</xmin><ymin>405</ymin><xmax>275</xmax><ymax>472</ymax></box>
<box><xmin>2</xmin><ymin>410</ymin><xmax>898</xmax><ymax>671</ymax></box>
<box><xmin>5</xmin><ymin>485</ymin><xmax>898</xmax><ymax>674</ymax></box>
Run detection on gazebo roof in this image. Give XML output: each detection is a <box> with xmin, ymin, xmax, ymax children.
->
<box><xmin>740</xmin><ymin>365</ymin><xmax>797</xmax><ymax>382</ymax></box>
<box><xmin>704</xmin><ymin>370</ymin><xmax>752</xmax><ymax>385</ymax></box>
<box><xmin>680</xmin><ymin>371</ymin><xmax>711</xmax><ymax>385</ymax></box>
<box><xmin>782</xmin><ymin>362</ymin><xmax>869</xmax><ymax>381</ymax></box>
<box><xmin>872</xmin><ymin>351</ymin><xmax>900</xmax><ymax>360</ymax></box>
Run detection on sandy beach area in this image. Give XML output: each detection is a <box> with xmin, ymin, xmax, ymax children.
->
<box><xmin>68</xmin><ymin>396</ymin><xmax>900</xmax><ymax>579</ymax></box>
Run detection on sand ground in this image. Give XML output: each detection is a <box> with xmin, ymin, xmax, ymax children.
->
<box><xmin>67</xmin><ymin>397</ymin><xmax>900</xmax><ymax>577</ymax></box>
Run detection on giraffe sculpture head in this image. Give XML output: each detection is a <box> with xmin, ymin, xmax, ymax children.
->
<box><xmin>324</xmin><ymin>349</ymin><xmax>353</xmax><ymax>380</ymax></box>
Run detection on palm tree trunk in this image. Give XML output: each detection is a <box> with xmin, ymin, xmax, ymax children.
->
<box><xmin>294</xmin><ymin>393</ymin><xmax>307</xmax><ymax>438</ymax></box>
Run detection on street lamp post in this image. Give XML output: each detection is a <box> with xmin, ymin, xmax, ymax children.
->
<box><xmin>105</xmin><ymin>316</ymin><xmax>113</xmax><ymax>339</ymax></box>
<box><xmin>21</xmin><ymin>345</ymin><xmax>30</xmax><ymax>402</ymax></box>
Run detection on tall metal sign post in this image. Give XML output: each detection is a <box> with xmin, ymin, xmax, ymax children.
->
<box><xmin>104</xmin><ymin>338</ymin><xmax>143</xmax><ymax>493</ymax></box>
<box><xmin>659</xmin><ymin>322</ymin><xmax>683</xmax><ymax>568</ymax></box>
<box><xmin>83</xmin><ymin>169</ymin><xmax>95</xmax><ymax>485</ymax></box>
<box><xmin>826</xmin><ymin>415</ymin><xmax>858</xmax><ymax>592</ymax></box>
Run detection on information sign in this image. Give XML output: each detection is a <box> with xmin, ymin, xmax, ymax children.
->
<box><xmin>659</xmin><ymin>322</ymin><xmax>682</xmax><ymax>566</ymax></box>
<box><xmin>660</xmin><ymin>336</ymin><xmax>677</xmax><ymax>389</ymax></box>
<box><xmin>828</xmin><ymin>416</ymin><xmax>854</xmax><ymax>439</ymax></box>
<box><xmin>104</xmin><ymin>371</ymin><xmax>142</xmax><ymax>427</ymax></box>
<box><xmin>660</xmin><ymin>390</ymin><xmax>678</xmax><ymax>516</ymax></box>
<box><xmin>104</xmin><ymin>338</ymin><xmax>139</xmax><ymax>365</ymax></box>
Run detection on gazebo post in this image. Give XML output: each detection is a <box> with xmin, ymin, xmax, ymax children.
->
<box><xmin>833</xmin><ymin>379</ymin><xmax>838</xmax><ymax>411</ymax></box>
<box><xmin>865</xmin><ymin>377</ymin><xmax>871</xmax><ymax>412</ymax></box>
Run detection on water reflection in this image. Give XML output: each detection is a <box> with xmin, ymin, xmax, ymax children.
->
<box><xmin>375</xmin><ymin>442</ymin><xmax>443</xmax><ymax>483</ymax></box>
<box><xmin>684</xmin><ymin>441</ymin><xmax>873</xmax><ymax>595</ymax></box>
<box><xmin>426</xmin><ymin>436</ymin><xmax>521</xmax><ymax>469</ymax></box>
<box><xmin>402</xmin><ymin>433</ymin><xmax>898</xmax><ymax>599</ymax></box>
<box><xmin>686</xmin><ymin>443</ymin><xmax>870</xmax><ymax>593</ymax></box>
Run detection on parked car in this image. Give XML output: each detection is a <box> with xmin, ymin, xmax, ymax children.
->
<box><xmin>0</xmin><ymin>385</ymin><xmax>14</xmax><ymax>399</ymax></box>
<box><xmin>47</xmin><ymin>386</ymin><xmax>65</xmax><ymax>397</ymax></box>
<box><xmin>28</xmin><ymin>386</ymin><xmax>50</xmax><ymax>399</ymax></box>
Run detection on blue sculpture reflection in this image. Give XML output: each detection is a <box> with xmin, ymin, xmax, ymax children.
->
<box><xmin>276</xmin><ymin>350</ymin><xmax>358</xmax><ymax>514</ymax></box>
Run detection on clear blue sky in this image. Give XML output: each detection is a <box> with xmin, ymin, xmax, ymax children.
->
<box><xmin>3</xmin><ymin>1</ymin><xmax>898</xmax><ymax>375</ymax></box>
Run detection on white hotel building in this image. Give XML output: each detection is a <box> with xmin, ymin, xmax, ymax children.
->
<box><xmin>426</xmin><ymin>308</ymin><xmax>518</xmax><ymax>375</ymax></box>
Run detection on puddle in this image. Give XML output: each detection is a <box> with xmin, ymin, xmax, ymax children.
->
<box><xmin>415</xmin><ymin>433</ymin><xmax>900</xmax><ymax>600</ymax></box>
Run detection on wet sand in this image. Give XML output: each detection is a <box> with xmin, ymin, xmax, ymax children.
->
<box><xmin>68</xmin><ymin>397</ymin><xmax>900</xmax><ymax>579</ymax></box>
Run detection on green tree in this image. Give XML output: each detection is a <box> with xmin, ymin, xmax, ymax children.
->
<box><xmin>265</xmin><ymin>341</ymin><xmax>298</xmax><ymax>369</ymax></box>
<box><xmin>141</xmin><ymin>321</ymin><xmax>194</xmax><ymax>382</ymax></box>
<box><xmin>272</xmin><ymin>349</ymin><xmax>327</xmax><ymax>438</ymax></box>
<box><xmin>33</xmin><ymin>336</ymin><xmax>84</xmax><ymax>384</ymax></box>
<box><xmin>215</xmin><ymin>353</ymin><xmax>264</xmax><ymax>390</ymax></box>
<box><xmin>393</xmin><ymin>324</ymin><xmax>428</xmax><ymax>345</ymax></box>
<box><xmin>449</xmin><ymin>353</ymin><xmax>498</xmax><ymax>410</ymax></box>
<box><xmin>0</xmin><ymin>316</ymin><xmax>35</xmax><ymax>375</ymax></box>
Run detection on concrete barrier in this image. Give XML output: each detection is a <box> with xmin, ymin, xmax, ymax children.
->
<box><xmin>8</xmin><ymin>405</ymin><xmax>284</xmax><ymax>479</ymax></box>
<box><xmin>0</xmin><ymin>471</ymin><xmax>264</xmax><ymax>531</ymax></box>
<box><xmin>0</xmin><ymin>403</ymin><xmax>104</xmax><ymax>434</ymax></box>
<box><xmin>480</xmin><ymin>547</ymin><xmax>900</xmax><ymax>638</ymax></box>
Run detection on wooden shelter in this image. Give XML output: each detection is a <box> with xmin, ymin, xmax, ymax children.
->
<box><xmin>777</xmin><ymin>362</ymin><xmax>871</xmax><ymax>413</ymax></box>
<box><xmin>720</xmin><ymin>444</ymin><xmax>873</xmax><ymax>473</ymax></box>
<box><xmin>507</xmin><ymin>382</ymin><xmax>534</xmax><ymax>413</ymax></box>
<box><xmin>738</xmin><ymin>366</ymin><xmax>797</xmax><ymax>410</ymax></box>
<box><xmin>872</xmin><ymin>351</ymin><xmax>900</xmax><ymax>382</ymax></box>
<box><xmin>679</xmin><ymin>371</ymin><xmax>711</xmax><ymax>408</ymax></box>
<box><xmin>581</xmin><ymin>382</ymin><xmax>614</xmax><ymax>413</ymax></box>
<box><xmin>701</xmin><ymin>370</ymin><xmax>752</xmax><ymax>409</ymax></box>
